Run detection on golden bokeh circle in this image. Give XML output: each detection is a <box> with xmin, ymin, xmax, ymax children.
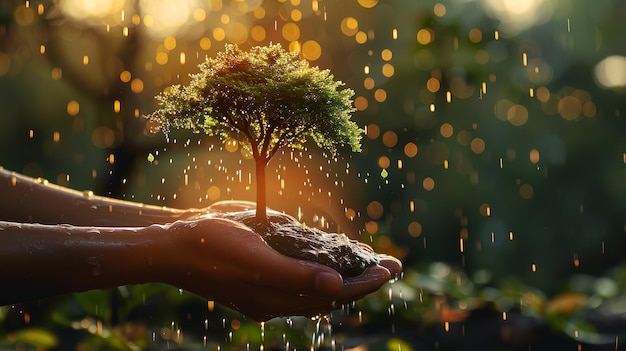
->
<box><xmin>378</xmin><ymin>156</ymin><xmax>390</xmax><ymax>169</ymax></box>
<box><xmin>382</xmin><ymin>130</ymin><xmax>398</xmax><ymax>147</ymax></box>
<box><xmin>507</xmin><ymin>104</ymin><xmax>529</xmax><ymax>126</ymax></box>
<box><xmin>404</xmin><ymin>142</ymin><xmax>418</xmax><ymax>157</ymax></box>
<box><xmin>440</xmin><ymin>123</ymin><xmax>453</xmax><ymax>138</ymax></box>
<box><xmin>366</xmin><ymin>124</ymin><xmax>380</xmax><ymax>139</ymax></box>
<box><xmin>301</xmin><ymin>40</ymin><xmax>321</xmax><ymax>61</ymax></box>
<box><xmin>67</xmin><ymin>100</ymin><xmax>80</xmax><ymax>116</ymax></box>
<box><xmin>470</xmin><ymin>138</ymin><xmax>486</xmax><ymax>154</ymax></box>
<box><xmin>251</xmin><ymin>26</ymin><xmax>266</xmax><ymax>42</ymax></box>
<box><xmin>520</xmin><ymin>184</ymin><xmax>534</xmax><ymax>199</ymax></box>
<box><xmin>408</xmin><ymin>221</ymin><xmax>422</xmax><ymax>237</ymax></box>
<box><xmin>282</xmin><ymin>22</ymin><xmax>300</xmax><ymax>41</ymax></box>
<box><xmin>130</xmin><ymin>78</ymin><xmax>144</xmax><ymax>94</ymax></box>
<box><xmin>529</xmin><ymin>149</ymin><xmax>540</xmax><ymax>164</ymax></box>
<box><xmin>367</xmin><ymin>201</ymin><xmax>384</xmax><ymax>219</ymax></box>
<box><xmin>354</xmin><ymin>96</ymin><xmax>369</xmax><ymax>111</ymax></box>
<box><xmin>341</xmin><ymin>17</ymin><xmax>359</xmax><ymax>36</ymax></box>
<box><xmin>423</xmin><ymin>177</ymin><xmax>435</xmax><ymax>191</ymax></box>
<box><xmin>224</xmin><ymin>138</ymin><xmax>239</xmax><ymax>152</ymax></box>
<box><xmin>227</xmin><ymin>22</ymin><xmax>249</xmax><ymax>44</ymax></box>
<box><xmin>357</xmin><ymin>0</ymin><xmax>379</xmax><ymax>9</ymax></box>
<box><xmin>207</xmin><ymin>186</ymin><xmax>221</xmax><ymax>201</ymax></box>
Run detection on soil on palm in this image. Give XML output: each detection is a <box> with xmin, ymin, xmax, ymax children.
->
<box><xmin>216</xmin><ymin>210</ymin><xmax>379</xmax><ymax>277</ymax></box>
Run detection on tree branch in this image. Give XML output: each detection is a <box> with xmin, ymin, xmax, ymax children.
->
<box><xmin>268</xmin><ymin>117</ymin><xmax>316</xmax><ymax>159</ymax></box>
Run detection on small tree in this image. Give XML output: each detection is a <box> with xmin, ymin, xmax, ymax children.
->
<box><xmin>146</xmin><ymin>44</ymin><xmax>362</xmax><ymax>223</ymax></box>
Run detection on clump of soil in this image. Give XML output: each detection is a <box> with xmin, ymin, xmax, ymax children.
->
<box><xmin>216</xmin><ymin>210</ymin><xmax>379</xmax><ymax>277</ymax></box>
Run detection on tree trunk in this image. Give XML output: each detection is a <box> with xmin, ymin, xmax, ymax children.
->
<box><xmin>255</xmin><ymin>158</ymin><xmax>268</xmax><ymax>223</ymax></box>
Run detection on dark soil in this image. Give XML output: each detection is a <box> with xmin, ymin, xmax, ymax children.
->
<box><xmin>215</xmin><ymin>210</ymin><xmax>379</xmax><ymax>277</ymax></box>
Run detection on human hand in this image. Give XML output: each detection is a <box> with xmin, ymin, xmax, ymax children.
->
<box><xmin>162</xmin><ymin>217</ymin><xmax>401</xmax><ymax>321</ymax></box>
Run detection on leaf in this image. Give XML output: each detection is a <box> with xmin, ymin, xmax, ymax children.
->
<box><xmin>73</xmin><ymin>290</ymin><xmax>112</xmax><ymax>321</ymax></box>
<box><xmin>8</xmin><ymin>328</ymin><xmax>57</xmax><ymax>349</ymax></box>
<box><xmin>386</xmin><ymin>337</ymin><xmax>413</xmax><ymax>351</ymax></box>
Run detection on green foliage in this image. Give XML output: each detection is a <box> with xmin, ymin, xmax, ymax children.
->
<box><xmin>1</xmin><ymin>328</ymin><xmax>57</xmax><ymax>349</ymax></box>
<box><xmin>72</xmin><ymin>289</ymin><xmax>114</xmax><ymax>322</ymax></box>
<box><xmin>146</xmin><ymin>43</ymin><xmax>362</xmax><ymax>164</ymax></box>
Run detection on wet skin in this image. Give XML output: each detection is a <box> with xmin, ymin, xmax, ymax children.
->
<box><xmin>0</xmin><ymin>168</ymin><xmax>402</xmax><ymax>321</ymax></box>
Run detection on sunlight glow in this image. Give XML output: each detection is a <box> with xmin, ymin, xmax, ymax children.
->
<box><xmin>482</xmin><ymin>0</ymin><xmax>552</xmax><ymax>35</ymax></box>
<box><xmin>140</xmin><ymin>0</ymin><xmax>198</xmax><ymax>38</ymax></box>
<box><xmin>56</xmin><ymin>0</ymin><xmax>126</xmax><ymax>22</ymax></box>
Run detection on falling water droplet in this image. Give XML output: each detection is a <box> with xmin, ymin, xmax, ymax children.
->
<box><xmin>567</xmin><ymin>17</ymin><xmax>571</xmax><ymax>32</ymax></box>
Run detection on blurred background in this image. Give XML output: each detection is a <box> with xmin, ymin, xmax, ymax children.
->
<box><xmin>1</xmin><ymin>0</ymin><xmax>626</xmax><ymax>350</ymax></box>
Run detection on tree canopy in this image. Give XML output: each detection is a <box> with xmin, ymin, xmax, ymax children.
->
<box><xmin>146</xmin><ymin>43</ymin><xmax>362</xmax><ymax>166</ymax></box>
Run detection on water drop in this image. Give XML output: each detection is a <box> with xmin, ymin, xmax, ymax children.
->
<box><xmin>86</xmin><ymin>256</ymin><xmax>101</xmax><ymax>265</ymax></box>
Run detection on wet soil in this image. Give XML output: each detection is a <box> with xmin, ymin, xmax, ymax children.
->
<box><xmin>215</xmin><ymin>210</ymin><xmax>379</xmax><ymax>277</ymax></box>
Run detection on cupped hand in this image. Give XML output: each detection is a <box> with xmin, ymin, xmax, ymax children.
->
<box><xmin>163</xmin><ymin>216</ymin><xmax>401</xmax><ymax>321</ymax></box>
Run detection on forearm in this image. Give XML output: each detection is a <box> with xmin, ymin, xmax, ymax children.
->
<box><xmin>0</xmin><ymin>167</ymin><xmax>198</xmax><ymax>226</ymax></box>
<box><xmin>0</xmin><ymin>221</ymin><xmax>170</xmax><ymax>305</ymax></box>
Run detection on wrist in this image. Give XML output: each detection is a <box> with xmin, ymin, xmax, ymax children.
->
<box><xmin>153</xmin><ymin>220</ymin><xmax>202</xmax><ymax>288</ymax></box>
<box><xmin>102</xmin><ymin>224</ymin><xmax>174</xmax><ymax>287</ymax></box>
<box><xmin>57</xmin><ymin>225</ymin><xmax>165</xmax><ymax>293</ymax></box>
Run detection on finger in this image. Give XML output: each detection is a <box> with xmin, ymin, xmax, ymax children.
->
<box><xmin>377</xmin><ymin>254</ymin><xmax>403</xmax><ymax>278</ymax></box>
<box><xmin>290</xmin><ymin>266</ymin><xmax>395</xmax><ymax>317</ymax></box>
<box><xmin>226</xmin><ymin>265</ymin><xmax>394</xmax><ymax>321</ymax></box>
<box><xmin>336</xmin><ymin>265</ymin><xmax>391</xmax><ymax>302</ymax></box>
<box><xmin>251</xmin><ymin>251</ymin><xmax>345</xmax><ymax>296</ymax></box>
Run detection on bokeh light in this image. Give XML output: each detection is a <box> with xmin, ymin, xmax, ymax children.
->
<box><xmin>66</xmin><ymin>101</ymin><xmax>80</xmax><ymax>116</ymax></box>
<box><xmin>56</xmin><ymin>0</ymin><xmax>125</xmax><ymax>24</ymax></box>
<box><xmin>357</xmin><ymin>0</ymin><xmax>378</xmax><ymax>9</ymax></box>
<box><xmin>594</xmin><ymin>55</ymin><xmax>626</xmax><ymax>90</ymax></box>
<box><xmin>340</xmin><ymin>17</ymin><xmax>359</xmax><ymax>36</ymax></box>
<box><xmin>483</xmin><ymin>0</ymin><xmax>553</xmax><ymax>35</ymax></box>
<box><xmin>139</xmin><ymin>0</ymin><xmax>201</xmax><ymax>39</ymax></box>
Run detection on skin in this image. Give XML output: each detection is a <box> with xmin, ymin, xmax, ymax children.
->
<box><xmin>0</xmin><ymin>168</ymin><xmax>401</xmax><ymax>321</ymax></box>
